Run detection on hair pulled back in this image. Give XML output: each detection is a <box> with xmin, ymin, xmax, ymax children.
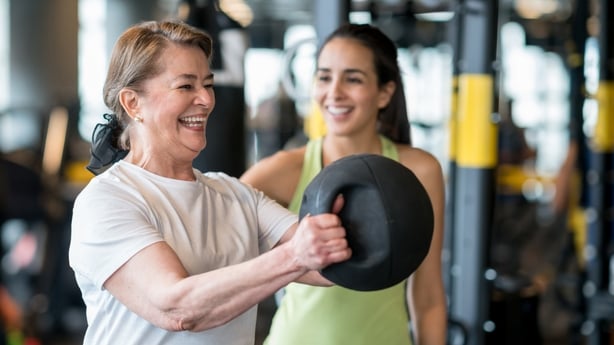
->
<box><xmin>87</xmin><ymin>20</ymin><xmax>212</xmax><ymax>175</ymax></box>
<box><xmin>318</xmin><ymin>23</ymin><xmax>411</xmax><ymax>145</ymax></box>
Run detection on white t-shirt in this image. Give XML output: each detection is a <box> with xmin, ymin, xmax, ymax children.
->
<box><xmin>69</xmin><ymin>160</ymin><xmax>296</xmax><ymax>345</ymax></box>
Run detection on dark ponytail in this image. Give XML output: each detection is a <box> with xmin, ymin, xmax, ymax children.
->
<box><xmin>318</xmin><ymin>23</ymin><xmax>411</xmax><ymax>145</ymax></box>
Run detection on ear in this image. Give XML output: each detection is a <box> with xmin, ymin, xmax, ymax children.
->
<box><xmin>377</xmin><ymin>81</ymin><xmax>396</xmax><ymax>109</ymax></box>
<box><xmin>118</xmin><ymin>88</ymin><xmax>140</xmax><ymax>120</ymax></box>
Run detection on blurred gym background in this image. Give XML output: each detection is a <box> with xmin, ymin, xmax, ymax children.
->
<box><xmin>0</xmin><ymin>1</ymin><xmax>612</xmax><ymax>344</ymax></box>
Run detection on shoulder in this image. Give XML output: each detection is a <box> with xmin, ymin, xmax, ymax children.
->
<box><xmin>240</xmin><ymin>146</ymin><xmax>306</xmax><ymax>206</ymax></box>
<box><xmin>72</xmin><ymin>167</ymin><xmax>151</xmax><ymax>232</ymax></box>
<box><xmin>396</xmin><ymin>145</ymin><xmax>444</xmax><ymax>187</ymax></box>
<box><xmin>201</xmin><ymin>170</ymin><xmax>259</xmax><ymax>200</ymax></box>
<box><xmin>243</xmin><ymin>146</ymin><xmax>305</xmax><ymax>181</ymax></box>
<box><xmin>76</xmin><ymin>165</ymin><xmax>136</xmax><ymax>203</ymax></box>
<box><xmin>263</xmin><ymin>146</ymin><xmax>306</xmax><ymax>167</ymax></box>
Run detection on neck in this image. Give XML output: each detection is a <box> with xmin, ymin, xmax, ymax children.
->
<box><xmin>321</xmin><ymin>133</ymin><xmax>382</xmax><ymax>166</ymax></box>
<box><xmin>124</xmin><ymin>151</ymin><xmax>196</xmax><ymax>181</ymax></box>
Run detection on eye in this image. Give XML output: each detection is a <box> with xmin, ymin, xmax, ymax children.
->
<box><xmin>316</xmin><ymin>74</ymin><xmax>331</xmax><ymax>83</ymax></box>
<box><xmin>179</xmin><ymin>84</ymin><xmax>194</xmax><ymax>90</ymax></box>
<box><xmin>346</xmin><ymin>76</ymin><xmax>363</xmax><ymax>84</ymax></box>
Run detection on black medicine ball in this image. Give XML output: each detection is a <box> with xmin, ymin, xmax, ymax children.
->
<box><xmin>299</xmin><ymin>154</ymin><xmax>434</xmax><ymax>291</ymax></box>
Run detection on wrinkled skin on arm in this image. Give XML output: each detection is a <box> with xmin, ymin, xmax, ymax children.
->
<box><xmin>103</xmin><ymin>195</ymin><xmax>349</xmax><ymax>332</ymax></box>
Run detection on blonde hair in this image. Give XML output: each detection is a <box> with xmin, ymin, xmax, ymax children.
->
<box><xmin>102</xmin><ymin>20</ymin><xmax>213</xmax><ymax>149</ymax></box>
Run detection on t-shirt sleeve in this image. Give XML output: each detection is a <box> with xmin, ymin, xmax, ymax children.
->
<box><xmin>69</xmin><ymin>179</ymin><xmax>164</xmax><ymax>289</ymax></box>
<box><xmin>252</xmin><ymin>188</ymin><xmax>297</xmax><ymax>253</ymax></box>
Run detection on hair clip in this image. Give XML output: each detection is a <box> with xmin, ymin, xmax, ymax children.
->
<box><xmin>86</xmin><ymin>113</ymin><xmax>129</xmax><ymax>175</ymax></box>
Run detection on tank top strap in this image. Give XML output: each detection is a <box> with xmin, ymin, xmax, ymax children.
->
<box><xmin>288</xmin><ymin>138</ymin><xmax>323</xmax><ymax>213</ymax></box>
<box><xmin>380</xmin><ymin>135</ymin><xmax>399</xmax><ymax>161</ymax></box>
<box><xmin>288</xmin><ymin>136</ymin><xmax>398</xmax><ymax>213</ymax></box>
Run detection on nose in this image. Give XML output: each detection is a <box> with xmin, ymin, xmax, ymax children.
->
<box><xmin>196</xmin><ymin>86</ymin><xmax>215</xmax><ymax>109</ymax></box>
<box><xmin>327</xmin><ymin>77</ymin><xmax>344</xmax><ymax>100</ymax></box>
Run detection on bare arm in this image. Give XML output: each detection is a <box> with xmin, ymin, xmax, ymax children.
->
<box><xmin>271</xmin><ymin>195</ymin><xmax>346</xmax><ymax>286</ymax></box>
<box><xmin>241</xmin><ymin>147</ymin><xmax>340</xmax><ymax>286</ymax></box>
<box><xmin>241</xmin><ymin>148</ymin><xmax>305</xmax><ymax>208</ymax></box>
<box><xmin>402</xmin><ymin>148</ymin><xmax>448</xmax><ymax>345</ymax></box>
<box><xmin>104</xmin><ymin>209</ymin><xmax>349</xmax><ymax>333</ymax></box>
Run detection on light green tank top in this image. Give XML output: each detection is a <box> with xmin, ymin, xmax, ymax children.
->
<box><xmin>265</xmin><ymin>136</ymin><xmax>412</xmax><ymax>345</ymax></box>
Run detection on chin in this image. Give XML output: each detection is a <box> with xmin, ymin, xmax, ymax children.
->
<box><xmin>326</xmin><ymin>126</ymin><xmax>352</xmax><ymax>136</ymax></box>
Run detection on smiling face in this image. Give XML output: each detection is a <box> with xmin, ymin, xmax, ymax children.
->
<box><xmin>313</xmin><ymin>37</ymin><xmax>394</xmax><ymax>138</ymax></box>
<box><xmin>122</xmin><ymin>43</ymin><xmax>215</xmax><ymax>164</ymax></box>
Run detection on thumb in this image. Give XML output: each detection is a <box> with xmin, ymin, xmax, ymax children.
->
<box><xmin>331</xmin><ymin>194</ymin><xmax>344</xmax><ymax>215</ymax></box>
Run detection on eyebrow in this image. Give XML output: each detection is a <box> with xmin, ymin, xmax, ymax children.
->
<box><xmin>316</xmin><ymin>67</ymin><xmax>367</xmax><ymax>76</ymax></box>
<box><xmin>174</xmin><ymin>72</ymin><xmax>215</xmax><ymax>82</ymax></box>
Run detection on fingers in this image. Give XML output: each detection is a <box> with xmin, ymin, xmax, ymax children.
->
<box><xmin>307</xmin><ymin>212</ymin><xmax>343</xmax><ymax>232</ymax></box>
<box><xmin>331</xmin><ymin>194</ymin><xmax>345</xmax><ymax>214</ymax></box>
<box><xmin>300</xmin><ymin>214</ymin><xmax>344</xmax><ymax>242</ymax></box>
<box><xmin>326</xmin><ymin>246</ymin><xmax>352</xmax><ymax>263</ymax></box>
<box><xmin>323</xmin><ymin>238</ymin><xmax>352</xmax><ymax>263</ymax></box>
<box><xmin>292</xmin><ymin>214</ymin><xmax>351</xmax><ymax>270</ymax></box>
<box><xmin>307</xmin><ymin>237</ymin><xmax>351</xmax><ymax>268</ymax></box>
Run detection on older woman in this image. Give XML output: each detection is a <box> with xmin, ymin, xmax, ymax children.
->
<box><xmin>69</xmin><ymin>20</ymin><xmax>350</xmax><ymax>345</ymax></box>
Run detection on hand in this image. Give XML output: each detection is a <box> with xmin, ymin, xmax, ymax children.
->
<box><xmin>289</xmin><ymin>195</ymin><xmax>351</xmax><ymax>271</ymax></box>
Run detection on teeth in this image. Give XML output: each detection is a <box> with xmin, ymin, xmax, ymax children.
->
<box><xmin>180</xmin><ymin>116</ymin><xmax>206</xmax><ymax>123</ymax></box>
<box><xmin>179</xmin><ymin>116</ymin><xmax>206</xmax><ymax>127</ymax></box>
<box><xmin>327</xmin><ymin>106</ymin><xmax>350</xmax><ymax>115</ymax></box>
